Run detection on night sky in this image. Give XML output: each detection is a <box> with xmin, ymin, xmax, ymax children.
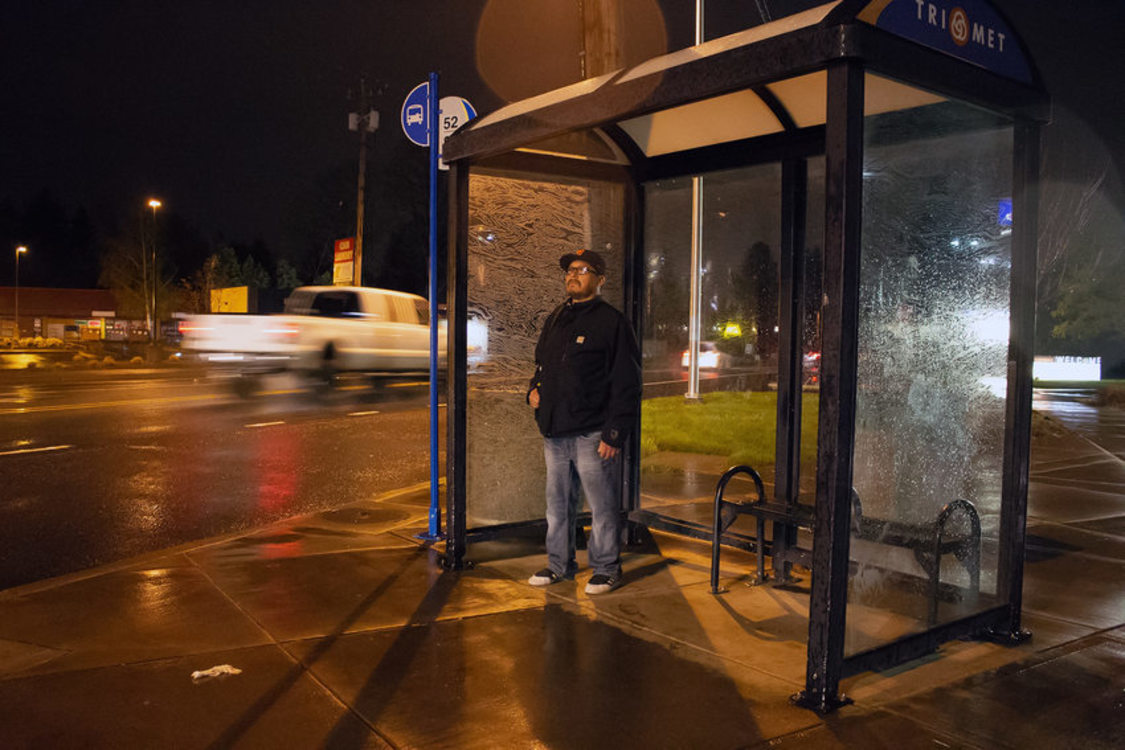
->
<box><xmin>2</xmin><ymin>1</ymin><xmax>1122</xmax><ymax>291</ymax></box>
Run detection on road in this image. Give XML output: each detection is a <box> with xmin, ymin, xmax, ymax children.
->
<box><xmin>0</xmin><ymin>366</ymin><xmax>437</xmax><ymax>591</ymax></box>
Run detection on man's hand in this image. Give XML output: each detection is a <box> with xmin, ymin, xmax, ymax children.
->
<box><xmin>597</xmin><ymin>440</ymin><xmax>619</xmax><ymax>460</ymax></box>
<box><xmin>528</xmin><ymin>388</ymin><xmax>540</xmax><ymax>409</ymax></box>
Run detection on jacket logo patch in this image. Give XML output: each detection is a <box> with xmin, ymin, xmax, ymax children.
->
<box><xmin>575</xmin><ymin>336</ymin><xmax>585</xmax><ymax>344</ymax></box>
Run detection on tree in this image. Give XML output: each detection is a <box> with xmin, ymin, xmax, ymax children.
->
<box><xmin>178</xmin><ymin>254</ymin><xmax>220</xmax><ymax>315</ymax></box>
<box><xmin>177</xmin><ymin>245</ymin><xmax>278</xmax><ymax>314</ymax></box>
<box><xmin>1050</xmin><ymin>232</ymin><xmax>1125</xmax><ymax>346</ymax></box>
<box><xmin>98</xmin><ymin>226</ymin><xmax>148</xmax><ymax>319</ymax></box>
<box><xmin>738</xmin><ymin>241</ymin><xmax>778</xmax><ymax>359</ymax></box>
<box><xmin>274</xmin><ymin>258</ymin><xmax>302</xmax><ymax>292</ymax></box>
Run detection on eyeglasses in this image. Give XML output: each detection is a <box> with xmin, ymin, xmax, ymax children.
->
<box><xmin>565</xmin><ymin>266</ymin><xmax>598</xmax><ymax>277</ymax></box>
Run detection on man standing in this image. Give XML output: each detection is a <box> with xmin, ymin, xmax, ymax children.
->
<box><xmin>526</xmin><ymin>249</ymin><xmax>641</xmax><ymax>594</ymax></box>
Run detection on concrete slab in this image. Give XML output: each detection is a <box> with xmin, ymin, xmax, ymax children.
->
<box><xmin>1021</xmin><ymin>522</ymin><xmax>1125</xmax><ymax>629</ymax></box>
<box><xmin>1027</xmin><ymin>480</ymin><xmax>1125</xmax><ymax>524</ymax></box>
<box><xmin>886</xmin><ymin>634</ymin><xmax>1125</xmax><ymax>750</ymax></box>
<box><xmin>748</xmin><ymin>708</ymin><xmax>983</xmax><ymax>749</ymax></box>
<box><xmin>1030</xmin><ymin>444</ymin><xmax>1107</xmax><ymax>470</ymax></box>
<box><xmin>0</xmin><ymin>645</ymin><xmax>389</xmax><ymax>749</ymax></box>
<box><xmin>187</xmin><ymin>503</ymin><xmax>426</xmax><ymax>564</ymax></box>
<box><xmin>575</xmin><ymin>577</ymin><xmax>810</xmax><ymax>685</ymax></box>
<box><xmin>643</xmin><ymin>528</ymin><xmax>764</xmax><ymax>573</ymax></box>
<box><xmin>843</xmin><ymin>609</ymin><xmax>1098</xmax><ymax>706</ymax></box>
<box><xmin>472</xmin><ymin>525</ymin><xmax>755</xmax><ymax>596</ymax></box>
<box><xmin>195</xmin><ymin>546</ymin><xmax>546</xmax><ymax>642</ymax></box>
<box><xmin>1073</xmin><ymin>514</ymin><xmax>1125</xmax><ymax>536</ymax></box>
<box><xmin>287</xmin><ymin>604</ymin><xmax>819</xmax><ymax>749</ymax></box>
<box><xmin>0</xmin><ymin>565</ymin><xmax>270</xmax><ymax>679</ymax></box>
<box><xmin>1026</xmin><ymin>521</ymin><xmax>1125</xmax><ymax>561</ymax></box>
<box><xmin>643</xmin><ymin>499</ymin><xmax>772</xmax><ymax>539</ymax></box>
<box><xmin>1031</xmin><ymin>441</ymin><xmax>1125</xmax><ymax>480</ymax></box>
<box><xmin>311</xmin><ymin>500</ymin><xmax>427</xmax><ymax>532</ymax></box>
<box><xmin>0</xmin><ymin>638</ymin><xmax>68</xmax><ymax>675</ymax></box>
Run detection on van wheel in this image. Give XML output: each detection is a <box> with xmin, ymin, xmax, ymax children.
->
<box><xmin>318</xmin><ymin>344</ymin><xmax>338</xmax><ymax>390</ymax></box>
<box><xmin>232</xmin><ymin>375</ymin><xmax>259</xmax><ymax>399</ymax></box>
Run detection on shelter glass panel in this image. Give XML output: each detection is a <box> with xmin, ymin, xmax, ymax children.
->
<box><xmin>464</xmin><ymin>169</ymin><xmax>625</xmax><ymax>527</ymax></box>
<box><xmin>846</xmin><ymin>85</ymin><xmax>1013</xmax><ymax>656</ymax></box>
<box><xmin>639</xmin><ymin>164</ymin><xmax>782</xmax><ymax>519</ymax></box>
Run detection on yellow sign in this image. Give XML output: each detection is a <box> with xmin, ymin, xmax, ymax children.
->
<box><xmin>211</xmin><ymin>286</ymin><xmax>250</xmax><ymax>313</ymax></box>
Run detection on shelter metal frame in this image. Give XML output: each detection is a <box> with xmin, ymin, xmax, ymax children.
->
<box><xmin>441</xmin><ymin>0</ymin><xmax>1048</xmax><ymax>712</ymax></box>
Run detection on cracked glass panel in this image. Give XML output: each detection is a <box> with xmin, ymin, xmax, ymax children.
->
<box><xmin>465</xmin><ymin>169</ymin><xmax>624</xmax><ymax>527</ymax></box>
<box><xmin>846</xmin><ymin>87</ymin><xmax>1013</xmax><ymax>655</ymax></box>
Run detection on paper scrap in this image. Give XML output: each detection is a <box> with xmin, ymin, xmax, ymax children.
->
<box><xmin>191</xmin><ymin>664</ymin><xmax>243</xmax><ymax>681</ymax></box>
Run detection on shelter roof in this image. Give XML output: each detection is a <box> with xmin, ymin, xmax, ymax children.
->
<box><xmin>445</xmin><ymin>0</ymin><xmax>1047</xmax><ymax>167</ymax></box>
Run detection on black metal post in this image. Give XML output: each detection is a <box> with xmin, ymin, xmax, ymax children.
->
<box><xmin>773</xmin><ymin>157</ymin><xmax>808</xmax><ymax>582</ymax></box>
<box><xmin>994</xmin><ymin>119</ymin><xmax>1039</xmax><ymax>641</ymax></box>
<box><xmin>444</xmin><ymin>161</ymin><xmax>470</xmax><ymax>569</ymax></box>
<box><xmin>796</xmin><ymin>60</ymin><xmax>864</xmax><ymax>714</ymax></box>
<box><xmin>624</xmin><ymin>177</ymin><xmax>645</xmax><ymax>542</ymax></box>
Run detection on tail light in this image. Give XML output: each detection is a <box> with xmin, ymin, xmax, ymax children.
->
<box><xmin>265</xmin><ymin>324</ymin><xmax>299</xmax><ymax>338</ymax></box>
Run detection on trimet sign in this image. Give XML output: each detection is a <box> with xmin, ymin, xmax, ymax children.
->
<box><xmin>858</xmin><ymin>0</ymin><xmax>1033</xmax><ymax>84</ymax></box>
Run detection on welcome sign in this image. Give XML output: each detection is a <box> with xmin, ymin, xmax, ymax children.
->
<box><xmin>858</xmin><ymin>0</ymin><xmax>1034</xmax><ymax>84</ymax></box>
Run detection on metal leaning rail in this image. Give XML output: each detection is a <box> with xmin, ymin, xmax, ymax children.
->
<box><xmin>710</xmin><ymin>465</ymin><xmax>767</xmax><ymax>594</ymax></box>
<box><xmin>709</xmin><ymin>466</ymin><xmax>982</xmax><ymax>625</ymax></box>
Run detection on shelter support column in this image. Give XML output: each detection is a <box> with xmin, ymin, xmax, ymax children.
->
<box><xmin>994</xmin><ymin>120</ymin><xmax>1040</xmax><ymax>641</ymax></box>
<box><xmin>624</xmin><ymin>179</ymin><xmax>645</xmax><ymax>536</ymax></box>
<box><xmin>772</xmin><ymin>158</ymin><xmax>808</xmax><ymax>582</ymax></box>
<box><xmin>797</xmin><ymin>60</ymin><xmax>864</xmax><ymax>714</ymax></box>
<box><xmin>444</xmin><ymin>161</ymin><xmax>470</xmax><ymax>569</ymax></box>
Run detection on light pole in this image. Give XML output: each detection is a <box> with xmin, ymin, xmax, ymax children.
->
<box><xmin>146</xmin><ymin>199</ymin><xmax>162</xmax><ymax>343</ymax></box>
<box><xmin>13</xmin><ymin>246</ymin><xmax>27</xmax><ymax>341</ymax></box>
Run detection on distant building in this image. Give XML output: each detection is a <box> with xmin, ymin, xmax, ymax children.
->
<box><xmin>0</xmin><ymin>287</ymin><xmax>118</xmax><ymax>341</ymax></box>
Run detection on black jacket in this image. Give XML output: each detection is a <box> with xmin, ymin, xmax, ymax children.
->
<box><xmin>528</xmin><ymin>296</ymin><xmax>641</xmax><ymax>448</ymax></box>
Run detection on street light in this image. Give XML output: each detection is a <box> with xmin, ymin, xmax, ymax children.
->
<box><xmin>145</xmin><ymin>198</ymin><xmax>162</xmax><ymax>344</ymax></box>
<box><xmin>13</xmin><ymin>246</ymin><xmax>27</xmax><ymax>342</ymax></box>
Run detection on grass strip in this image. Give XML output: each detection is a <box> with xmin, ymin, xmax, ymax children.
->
<box><xmin>641</xmin><ymin>390</ymin><xmax>819</xmax><ymax>468</ymax></box>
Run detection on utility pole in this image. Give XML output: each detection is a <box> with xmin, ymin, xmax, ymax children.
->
<box><xmin>580</xmin><ymin>0</ymin><xmax>624</xmax><ymax>78</ymax></box>
<box><xmin>687</xmin><ymin>0</ymin><xmax>706</xmax><ymax>401</ymax></box>
<box><xmin>139</xmin><ymin>211</ymin><xmax>150</xmax><ymax>338</ymax></box>
<box><xmin>349</xmin><ymin>79</ymin><xmax>379</xmax><ymax>287</ymax></box>
<box><xmin>147</xmin><ymin>199</ymin><xmax>162</xmax><ymax>344</ymax></box>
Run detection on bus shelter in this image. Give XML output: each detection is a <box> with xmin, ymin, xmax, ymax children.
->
<box><xmin>441</xmin><ymin>0</ymin><xmax>1047</xmax><ymax>711</ymax></box>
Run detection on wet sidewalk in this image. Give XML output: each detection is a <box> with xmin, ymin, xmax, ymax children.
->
<box><xmin>1</xmin><ymin>406</ymin><xmax>1123</xmax><ymax>748</ymax></box>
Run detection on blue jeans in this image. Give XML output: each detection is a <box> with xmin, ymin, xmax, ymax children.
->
<box><xmin>543</xmin><ymin>432</ymin><xmax>622</xmax><ymax>578</ymax></box>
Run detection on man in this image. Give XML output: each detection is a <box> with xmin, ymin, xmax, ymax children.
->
<box><xmin>526</xmin><ymin>249</ymin><xmax>641</xmax><ymax>594</ymax></box>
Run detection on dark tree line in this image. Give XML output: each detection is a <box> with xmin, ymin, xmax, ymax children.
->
<box><xmin>1</xmin><ymin>137</ymin><xmax>435</xmax><ymax>317</ymax></box>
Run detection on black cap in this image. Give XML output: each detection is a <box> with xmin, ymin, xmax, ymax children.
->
<box><xmin>559</xmin><ymin>249</ymin><xmax>606</xmax><ymax>275</ymax></box>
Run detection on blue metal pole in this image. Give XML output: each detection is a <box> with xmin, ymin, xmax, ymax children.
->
<box><xmin>423</xmin><ymin>71</ymin><xmax>444</xmax><ymax>540</ymax></box>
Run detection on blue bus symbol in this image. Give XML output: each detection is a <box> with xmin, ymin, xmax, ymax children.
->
<box><xmin>406</xmin><ymin>104</ymin><xmax>425</xmax><ymax>126</ymax></box>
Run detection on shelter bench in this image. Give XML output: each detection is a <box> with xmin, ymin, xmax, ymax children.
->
<box><xmin>709</xmin><ymin>465</ymin><xmax>982</xmax><ymax>625</ymax></box>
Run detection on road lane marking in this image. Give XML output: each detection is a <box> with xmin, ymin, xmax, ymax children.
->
<box><xmin>0</xmin><ymin>393</ymin><xmax>223</xmax><ymax>415</ymax></box>
<box><xmin>348</xmin><ymin>411</ymin><xmax>380</xmax><ymax>416</ymax></box>
<box><xmin>0</xmin><ymin>444</ymin><xmax>73</xmax><ymax>457</ymax></box>
<box><xmin>245</xmin><ymin>421</ymin><xmax>285</xmax><ymax>428</ymax></box>
<box><xmin>388</xmin><ymin>381</ymin><xmax>427</xmax><ymax>388</ymax></box>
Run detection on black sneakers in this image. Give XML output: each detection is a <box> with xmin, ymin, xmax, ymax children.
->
<box><xmin>528</xmin><ymin>568</ymin><xmax>564</xmax><ymax>586</ymax></box>
<box><xmin>584</xmin><ymin>574</ymin><xmax>620</xmax><ymax>595</ymax></box>
<box><xmin>529</xmin><ymin>569</ymin><xmax>621</xmax><ymax>593</ymax></box>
